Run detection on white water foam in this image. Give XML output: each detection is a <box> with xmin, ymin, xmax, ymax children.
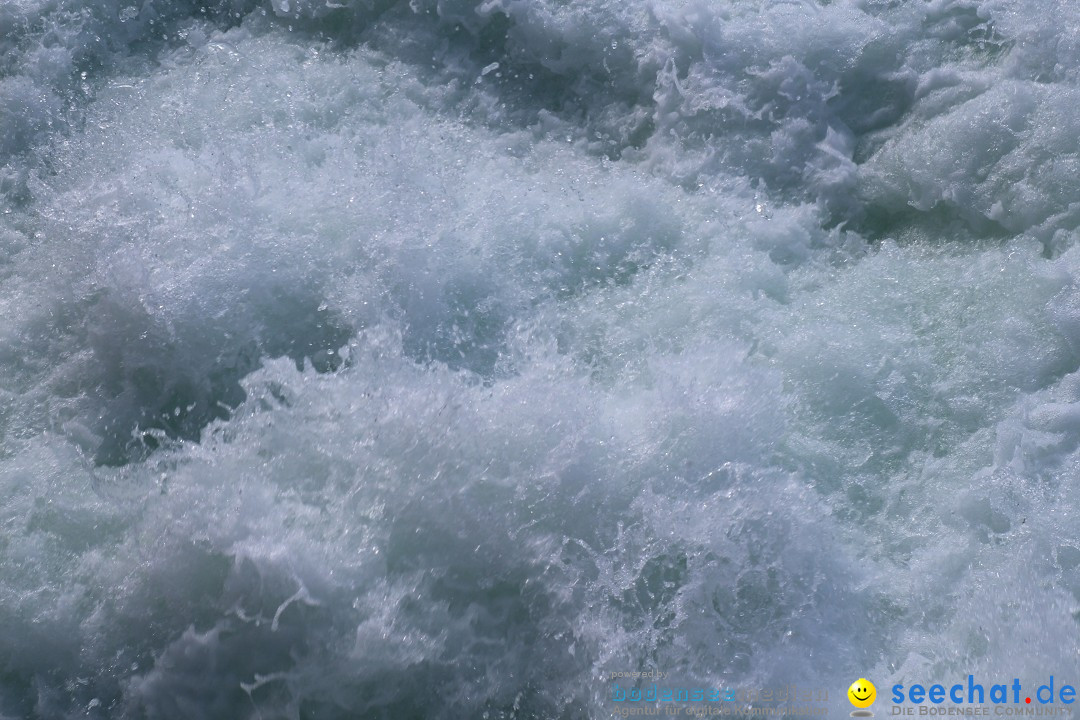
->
<box><xmin>3</xmin><ymin>1</ymin><xmax>1080</xmax><ymax>718</ymax></box>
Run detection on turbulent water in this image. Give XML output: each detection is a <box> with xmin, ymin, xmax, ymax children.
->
<box><xmin>3</xmin><ymin>0</ymin><xmax>1080</xmax><ymax>717</ymax></box>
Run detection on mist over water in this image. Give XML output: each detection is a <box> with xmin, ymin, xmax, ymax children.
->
<box><xmin>3</xmin><ymin>0</ymin><xmax>1080</xmax><ymax>717</ymax></box>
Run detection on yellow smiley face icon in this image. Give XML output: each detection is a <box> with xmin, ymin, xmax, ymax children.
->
<box><xmin>848</xmin><ymin>678</ymin><xmax>876</xmax><ymax>708</ymax></box>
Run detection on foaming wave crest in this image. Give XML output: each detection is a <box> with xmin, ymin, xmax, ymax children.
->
<box><xmin>3</xmin><ymin>0</ymin><xmax>1080</xmax><ymax>718</ymax></box>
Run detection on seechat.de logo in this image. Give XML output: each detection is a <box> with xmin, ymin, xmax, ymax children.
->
<box><xmin>849</xmin><ymin>678</ymin><xmax>877</xmax><ymax>717</ymax></box>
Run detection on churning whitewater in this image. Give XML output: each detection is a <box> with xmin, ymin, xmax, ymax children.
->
<box><xmin>3</xmin><ymin>0</ymin><xmax>1080</xmax><ymax>717</ymax></box>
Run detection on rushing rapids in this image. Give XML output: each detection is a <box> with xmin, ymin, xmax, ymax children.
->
<box><xmin>3</xmin><ymin>0</ymin><xmax>1080</xmax><ymax>718</ymax></box>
